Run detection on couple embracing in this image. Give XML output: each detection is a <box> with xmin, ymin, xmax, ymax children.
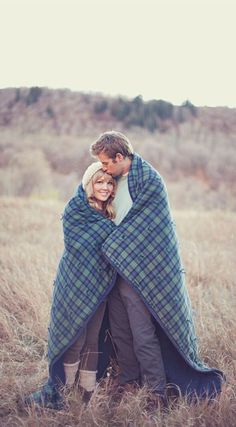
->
<box><xmin>26</xmin><ymin>131</ymin><xmax>224</xmax><ymax>410</ymax></box>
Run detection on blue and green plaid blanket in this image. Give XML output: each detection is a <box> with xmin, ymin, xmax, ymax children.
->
<box><xmin>48</xmin><ymin>153</ymin><xmax>223</xmax><ymax>397</ymax></box>
<box><xmin>48</xmin><ymin>189</ymin><xmax>117</xmax><ymax>383</ymax></box>
<box><xmin>102</xmin><ymin>154</ymin><xmax>224</xmax><ymax>396</ymax></box>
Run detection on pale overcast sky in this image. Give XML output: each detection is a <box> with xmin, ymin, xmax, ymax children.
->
<box><xmin>0</xmin><ymin>0</ymin><xmax>235</xmax><ymax>107</ymax></box>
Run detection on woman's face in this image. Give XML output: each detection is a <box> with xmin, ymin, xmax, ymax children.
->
<box><xmin>93</xmin><ymin>174</ymin><xmax>114</xmax><ymax>202</ymax></box>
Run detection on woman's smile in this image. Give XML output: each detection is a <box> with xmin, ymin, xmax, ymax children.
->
<box><xmin>93</xmin><ymin>177</ymin><xmax>114</xmax><ymax>202</ymax></box>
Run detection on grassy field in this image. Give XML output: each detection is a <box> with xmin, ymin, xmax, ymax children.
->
<box><xmin>0</xmin><ymin>197</ymin><xmax>235</xmax><ymax>426</ymax></box>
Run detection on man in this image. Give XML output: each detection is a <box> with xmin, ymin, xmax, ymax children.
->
<box><xmin>90</xmin><ymin>131</ymin><xmax>166</xmax><ymax>399</ymax></box>
<box><xmin>90</xmin><ymin>130</ymin><xmax>224</xmax><ymax>403</ymax></box>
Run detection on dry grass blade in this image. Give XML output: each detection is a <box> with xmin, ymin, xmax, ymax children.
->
<box><xmin>0</xmin><ymin>198</ymin><xmax>235</xmax><ymax>426</ymax></box>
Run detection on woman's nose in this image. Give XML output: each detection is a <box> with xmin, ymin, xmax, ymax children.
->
<box><xmin>101</xmin><ymin>182</ymin><xmax>108</xmax><ymax>189</ymax></box>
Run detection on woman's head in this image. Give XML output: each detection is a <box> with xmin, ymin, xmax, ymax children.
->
<box><xmin>82</xmin><ymin>162</ymin><xmax>116</xmax><ymax>219</ymax></box>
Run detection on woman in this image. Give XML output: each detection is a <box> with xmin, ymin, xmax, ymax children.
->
<box><xmin>25</xmin><ymin>162</ymin><xmax>117</xmax><ymax>409</ymax></box>
<box><xmin>62</xmin><ymin>163</ymin><xmax>116</xmax><ymax>392</ymax></box>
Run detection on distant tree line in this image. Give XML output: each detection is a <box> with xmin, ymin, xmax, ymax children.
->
<box><xmin>14</xmin><ymin>86</ymin><xmax>43</xmax><ymax>106</ymax></box>
<box><xmin>2</xmin><ymin>87</ymin><xmax>197</xmax><ymax>134</ymax></box>
<box><xmin>94</xmin><ymin>95</ymin><xmax>197</xmax><ymax>132</ymax></box>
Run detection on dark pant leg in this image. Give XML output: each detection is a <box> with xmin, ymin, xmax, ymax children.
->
<box><xmin>63</xmin><ymin>331</ymin><xmax>86</xmax><ymax>364</ymax></box>
<box><xmin>108</xmin><ymin>276</ymin><xmax>140</xmax><ymax>385</ymax></box>
<box><xmin>63</xmin><ymin>301</ymin><xmax>106</xmax><ymax>369</ymax></box>
<box><xmin>118</xmin><ymin>278</ymin><xmax>166</xmax><ymax>394</ymax></box>
<box><xmin>80</xmin><ymin>301</ymin><xmax>107</xmax><ymax>370</ymax></box>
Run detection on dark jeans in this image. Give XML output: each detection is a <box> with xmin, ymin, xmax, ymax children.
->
<box><xmin>108</xmin><ymin>275</ymin><xmax>166</xmax><ymax>393</ymax></box>
<box><xmin>63</xmin><ymin>301</ymin><xmax>106</xmax><ymax>370</ymax></box>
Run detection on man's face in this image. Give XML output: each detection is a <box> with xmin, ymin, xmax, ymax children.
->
<box><xmin>97</xmin><ymin>152</ymin><xmax>125</xmax><ymax>177</ymax></box>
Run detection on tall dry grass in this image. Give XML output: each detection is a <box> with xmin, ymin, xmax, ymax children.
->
<box><xmin>0</xmin><ymin>198</ymin><xmax>235</xmax><ymax>426</ymax></box>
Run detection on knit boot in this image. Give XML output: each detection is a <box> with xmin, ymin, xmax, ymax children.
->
<box><xmin>63</xmin><ymin>361</ymin><xmax>80</xmax><ymax>386</ymax></box>
<box><xmin>79</xmin><ymin>369</ymin><xmax>97</xmax><ymax>403</ymax></box>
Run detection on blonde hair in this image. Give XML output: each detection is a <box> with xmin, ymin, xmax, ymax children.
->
<box><xmin>85</xmin><ymin>170</ymin><xmax>116</xmax><ymax>220</ymax></box>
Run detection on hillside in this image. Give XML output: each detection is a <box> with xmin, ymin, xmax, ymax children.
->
<box><xmin>0</xmin><ymin>87</ymin><xmax>236</xmax><ymax>210</ymax></box>
<box><xmin>0</xmin><ymin>198</ymin><xmax>235</xmax><ymax>426</ymax></box>
<box><xmin>0</xmin><ymin>87</ymin><xmax>197</xmax><ymax>134</ymax></box>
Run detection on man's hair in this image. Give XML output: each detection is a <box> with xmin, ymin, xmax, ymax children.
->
<box><xmin>90</xmin><ymin>130</ymin><xmax>134</xmax><ymax>160</ymax></box>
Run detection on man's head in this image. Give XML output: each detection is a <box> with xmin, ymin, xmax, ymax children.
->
<box><xmin>90</xmin><ymin>131</ymin><xmax>134</xmax><ymax>177</ymax></box>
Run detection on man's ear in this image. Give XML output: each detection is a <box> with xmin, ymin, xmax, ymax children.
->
<box><xmin>115</xmin><ymin>153</ymin><xmax>124</xmax><ymax>162</ymax></box>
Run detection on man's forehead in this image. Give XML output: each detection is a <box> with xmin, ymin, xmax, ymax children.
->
<box><xmin>98</xmin><ymin>152</ymin><xmax>113</xmax><ymax>163</ymax></box>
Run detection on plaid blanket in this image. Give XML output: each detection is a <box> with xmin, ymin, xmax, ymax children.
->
<box><xmin>102</xmin><ymin>153</ymin><xmax>224</xmax><ymax>396</ymax></box>
<box><xmin>48</xmin><ymin>153</ymin><xmax>223</xmax><ymax>397</ymax></box>
<box><xmin>48</xmin><ymin>188</ymin><xmax>117</xmax><ymax>383</ymax></box>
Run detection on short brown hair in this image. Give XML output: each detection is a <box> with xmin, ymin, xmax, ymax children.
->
<box><xmin>90</xmin><ymin>130</ymin><xmax>134</xmax><ymax>160</ymax></box>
